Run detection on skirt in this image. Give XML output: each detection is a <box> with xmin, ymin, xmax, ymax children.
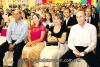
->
<box><xmin>22</xmin><ymin>42</ymin><xmax>45</xmax><ymax>59</ymax></box>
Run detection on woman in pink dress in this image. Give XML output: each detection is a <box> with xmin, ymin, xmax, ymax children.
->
<box><xmin>22</xmin><ymin>13</ymin><xmax>46</xmax><ymax>67</ymax></box>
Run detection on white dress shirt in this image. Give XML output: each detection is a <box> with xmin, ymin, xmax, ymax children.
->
<box><xmin>65</xmin><ymin>18</ymin><xmax>69</xmax><ymax>25</ymax></box>
<box><xmin>68</xmin><ymin>23</ymin><xmax>97</xmax><ymax>53</ymax></box>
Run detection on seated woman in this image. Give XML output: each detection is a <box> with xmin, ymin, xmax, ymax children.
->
<box><xmin>39</xmin><ymin>13</ymin><xmax>69</xmax><ymax>67</ymax></box>
<box><xmin>43</xmin><ymin>12</ymin><xmax>54</xmax><ymax>30</ymax></box>
<box><xmin>22</xmin><ymin>13</ymin><xmax>46</xmax><ymax>67</ymax></box>
<box><xmin>21</xmin><ymin>10</ymin><xmax>31</xmax><ymax>29</ymax></box>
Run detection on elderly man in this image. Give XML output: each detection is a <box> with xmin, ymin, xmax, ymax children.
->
<box><xmin>64</xmin><ymin>10</ymin><xmax>98</xmax><ymax>67</ymax></box>
<box><xmin>0</xmin><ymin>10</ymin><xmax>28</xmax><ymax>67</ymax></box>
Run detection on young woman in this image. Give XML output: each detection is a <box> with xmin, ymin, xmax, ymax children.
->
<box><xmin>43</xmin><ymin>12</ymin><xmax>54</xmax><ymax>30</ymax></box>
<box><xmin>22</xmin><ymin>13</ymin><xmax>46</xmax><ymax>67</ymax></box>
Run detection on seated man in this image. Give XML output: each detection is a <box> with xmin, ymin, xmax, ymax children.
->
<box><xmin>64</xmin><ymin>10</ymin><xmax>98</xmax><ymax>67</ymax></box>
<box><xmin>0</xmin><ymin>10</ymin><xmax>28</xmax><ymax>67</ymax></box>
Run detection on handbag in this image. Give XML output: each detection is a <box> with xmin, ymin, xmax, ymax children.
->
<box><xmin>46</xmin><ymin>42</ymin><xmax>59</xmax><ymax>46</ymax></box>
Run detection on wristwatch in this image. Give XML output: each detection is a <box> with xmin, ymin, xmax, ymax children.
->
<box><xmin>84</xmin><ymin>51</ymin><xmax>88</xmax><ymax>55</ymax></box>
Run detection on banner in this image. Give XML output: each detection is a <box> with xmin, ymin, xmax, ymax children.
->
<box><xmin>36</xmin><ymin>0</ymin><xmax>42</xmax><ymax>4</ymax></box>
<box><xmin>42</xmin><ymin>0</ymin><xmax>47</xmax><ymax>4</ymax></box>
<box><xmin>81</xmin><ymin>0</ymin><xmax>86</xmax><ymax>5</ymax></box>
<box><xmin>53</xmin><ymin>0</ymin><xmax>63</xmax><ymax>3</ymax></box>
<box><xmin>91</xmin><ymin>0</ymin><xmax>96</xmax><ymax>6</ymax></box>
<box><xmin>87</xmin><ymin>0</ymin><xmax>91</xmax><ymax>5</ymax></box>
<box><xmin>28</xmin><ymin>0</ymin><xmax>35</xmax><ymax>9</ymax></box>
<box><xmin>73</xmin><ymin>0</ymin><xmax>81</xmax><ymax>3</ymax></box>
<box><xmin>12</xmin><ymin>0</ymin><xmax>15</xmax><ymax>2</ymax></box>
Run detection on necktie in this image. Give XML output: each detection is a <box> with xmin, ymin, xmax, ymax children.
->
<box><xmin>87</xmin><ymin>18</ymin><xmax>89</xmax><ymax>23</ymax></box>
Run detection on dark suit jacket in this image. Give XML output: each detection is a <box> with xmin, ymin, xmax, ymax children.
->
<box><xmin>63</xmin><ymin>17</ymin><xmax>76</xmax><ymax>40</ymax></box>
<box><xmin>71</xmin><ymin>15</ymin><xmax>77</xmax><ymax>24</ymax></box>
<box><xmin>92</xmin><ymin>13</ymin><xmax>99</xmax><ymax>23</ymax></box>
<box><xmin>90</xmin><ymin>16</ymin><xmax>99</xmax><ymax>33</ymax></box>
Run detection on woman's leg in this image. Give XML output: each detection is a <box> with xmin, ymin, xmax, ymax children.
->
<box><xmin>28</xmin><ymin>59</ymin><xmax>32</xmax><ymax>67</ymax></box>
<box><xmin>29</xmin><ymin>42</ymin><xmax>45</xmax><ymax>67</ymax></box>
<box><xmin>40</xmin><ymin>46</ymin><xmax>60</xmax><ymax>67</ymax></box>
<box><xmin>21</xmin><ymin>46</ymin><xmax>33</xmax><ymax>67</ymax></box>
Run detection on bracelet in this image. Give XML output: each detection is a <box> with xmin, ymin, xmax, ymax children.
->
<box><xmin>84</xmin><ymin>51</ymin><xmax>88</xmax><ymax>54</ymax></box>
<box><xmin>57</xmin><ymin>38</ymin><xmax>59</xmax><ymax>41</ymax></box>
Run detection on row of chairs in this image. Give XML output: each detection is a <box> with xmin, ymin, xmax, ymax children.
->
<box><xmin>0</xmin><ymin>28</ymin><xmax>88</xmax><ymax>67</ymax></box>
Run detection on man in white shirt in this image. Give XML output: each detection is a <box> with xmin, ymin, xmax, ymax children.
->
<box><xmin>65</xmin><ymin>10</ymin><xmax>98</xmax><ymax>67</ymax></box>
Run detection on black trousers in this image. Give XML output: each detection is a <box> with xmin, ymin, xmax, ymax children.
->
<box><xmin>60</xmin><ymin>46</ymin><xmax>99</xmax><ymax>67</ymax></box>
<box><xmin>96</xmin><ymin>37</ymin><xmax>100</xmax><ymax>62</ymax></box>
<box><xmin>0</xmin><ymin>25</ymin><xmax>3</xmax><ymax>33</ymax></box>
<box><xmin>0</xmin><ymin>40</ymin><xmax>25</xmax><ymax>67</ymax></box>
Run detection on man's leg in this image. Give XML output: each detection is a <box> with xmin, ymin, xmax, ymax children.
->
<box><xmin>13</xmin><ymin>41</ymin><xmax>25</xmax><ymax>67</ymax></box>
<box><xmin>0</xmin><ymin>41</ymin><xmax>9</xmax><ymax>67</ymax></box>
<box><xmin>83</xmin><ymin>52</ymin><xmax>98</xmax><ymax>67</ymax></box>
<box><xmin>59</xmin><ymin>50</ymin><xmax>77</xmax><ymax>67</ymax></box>
<box><xmin>96</xmin><ymin>37</ymin><xmax>100</xmax><ymax>66</ymax></box>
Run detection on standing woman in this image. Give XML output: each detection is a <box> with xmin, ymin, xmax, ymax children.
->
<box><xmin>39</xmin><ymin>13</ymin><xmax>69</xmax><ymax>67</ymax></box>
<box><xmin>22</xmin><ymin>13</ymin><xmax>46</xmax><ymax>67</ymax></box>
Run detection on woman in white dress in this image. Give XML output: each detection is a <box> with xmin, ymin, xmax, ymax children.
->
<box><xmin>39</xmin><ymin>13</ymin><xmax>69</xmax><ymax>67</ymax></box>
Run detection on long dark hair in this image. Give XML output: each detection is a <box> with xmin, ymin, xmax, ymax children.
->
<box><xmin>46</xmin><ymin>12</ymin><xmax>53</xmax><ymax>22</ymax></box>
<box><xmin>33</xmin><ymin>13</ymin><xmax>42</xmax><ymax>26</ymax></box>
<box><xmin>22</xmin><ymin>9</ymin><xmax>30</xmax><ymax>19</ymax></box>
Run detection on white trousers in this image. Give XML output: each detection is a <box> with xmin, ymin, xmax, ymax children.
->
<box><xmin>39</xmin><ymin>43</ymin><xmax>69</xmax><ymax>67</ymax></box>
